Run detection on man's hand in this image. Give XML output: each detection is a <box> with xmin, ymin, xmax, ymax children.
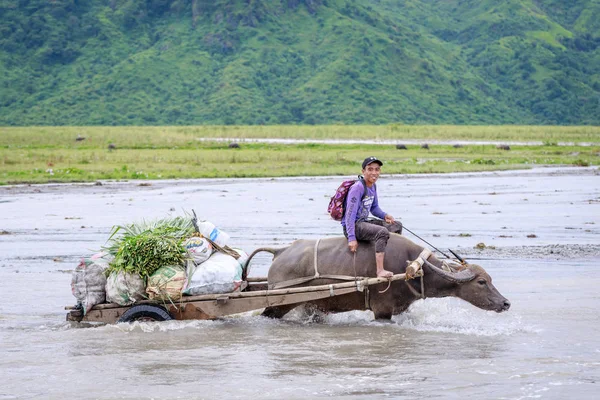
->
<box><xmin>348</xmin><ymin>240</ymin><xmax>358</xmax><ymax>253</ymax></box>
<box><xmin>384</xmin><ymin>214</ymin><xmax>395</xmax><ymax>224</ymax></box>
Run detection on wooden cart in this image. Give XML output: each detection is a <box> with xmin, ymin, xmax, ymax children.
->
<box><xmin>66</xmin><ymin>272</ymin><xmax>419</xmax><ymax>324</ymax></box>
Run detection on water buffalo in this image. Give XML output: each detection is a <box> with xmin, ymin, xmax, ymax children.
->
<box><xmin>247</xmin><ymin>234</ymin><xmax>510</xmax><ymax>320</ymax></box>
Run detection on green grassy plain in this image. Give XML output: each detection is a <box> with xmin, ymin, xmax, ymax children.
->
<box><xmin>0</xmin><ymin>126</ymin><xmax>598</xmax><ymax>185</ymax></box>
<box><xmin>2</xmin><ymin>125</ymin><xmax>599</xmax><ymax>145</ymax></box>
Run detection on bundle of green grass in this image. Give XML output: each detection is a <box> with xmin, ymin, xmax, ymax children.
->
<box><xmin>103</xmin><ymin>216</ymin><xmax>196</xmax><ymax>280</ymax></box>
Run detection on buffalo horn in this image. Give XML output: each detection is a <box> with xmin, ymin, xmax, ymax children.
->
<box><xmin>423</xmin><ymin>259</ymin><xmax>475</xmax><ymax>283</ymax></box>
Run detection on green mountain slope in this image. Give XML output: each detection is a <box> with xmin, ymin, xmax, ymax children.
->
<box><xmin>0</xmin><ymin>0</ymin><xmax>598</xmax><ymax>125</ymax></box>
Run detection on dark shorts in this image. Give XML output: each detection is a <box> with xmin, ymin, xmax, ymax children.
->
<box><xmin>344</xmin><ymin>218</ymin><xmax>403</xmax><ymax>253</ymax></box>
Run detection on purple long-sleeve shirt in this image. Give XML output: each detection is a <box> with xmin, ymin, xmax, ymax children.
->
<box><xmin>341</xmin><ymin>180</ymin><xmax>386</xmax><ymax>242</ymax></box>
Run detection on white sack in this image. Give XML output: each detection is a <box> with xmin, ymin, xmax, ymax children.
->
<box><xmin>105</xmin><ymin>271</ymin><xmax>146</xmax><ymax>306</ymax></box>
<box><xmin>183</xmin><ymin>236</ymin><xmax>213</xmax><ymax>265</ymax></box>
<box><xmin>71</xmin><ymin>252</ymin><xmax>111</xmax><ymax>315</ymax></box>
<box><xmin>184</xmin><ymin>249</ymin><xmax>248</xmax><ymax>295</ymax></box>
<box><xmin>198</xmin><ymin>221</ymin><xmax>230</xmax><ymax>247</ymax></box>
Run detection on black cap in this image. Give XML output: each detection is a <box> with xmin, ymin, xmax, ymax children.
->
<box><xmin>362</xmin><ymin>156</ymin><xmax>383</xmax><ymax>169</ymax></box>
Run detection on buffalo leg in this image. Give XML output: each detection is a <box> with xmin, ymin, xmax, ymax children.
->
<box><xmin>262</xmin><ymin>304</ymin><xmax>296</xmax><ymax>319</ymax></box>
<box><xmin>372</xmin><ymin>303</ymin><xmax>394</xmax><ymax>320</ymax></box>
<box><xmin>302</xmin><ymin>303</ymin><xmax>328</xmax><ymax>323</ymax></box>
<box><xmin>373</xmin><ymin>311</ymin><xmax>393</xmax><ymax>321</ymax></box>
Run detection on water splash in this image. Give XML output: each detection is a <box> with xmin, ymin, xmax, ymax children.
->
<box><xmin>53</xmin><ymin>299</ymin><xmax>538</xmax><ymax>337</ymax></box>
<box><xmin>277</xmin><ymin>300</ymin><xmax>535</xmax><ymax>337</ymax></box>
<box><xmin>393</xmin><ymin>298</ymin><xmax>537</xmax><ymax>336</ymax></box>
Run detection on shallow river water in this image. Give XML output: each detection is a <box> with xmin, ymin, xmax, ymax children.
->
<box><xmin>0</xmin><ymin>167</ymin><xmax>599</xmax><ymax>399</ymax></box>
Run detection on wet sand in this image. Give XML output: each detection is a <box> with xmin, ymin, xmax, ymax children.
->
<box><xmin>1</xmin><ymin>165</ymin><xmax>598</xmax><ymax>263</ymax></box>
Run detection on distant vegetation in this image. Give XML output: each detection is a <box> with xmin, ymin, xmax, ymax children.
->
<box><xmin>1</xmin><ymin>0</ymin><xmax>599</xmax><ymax>126</ymax></box>
<box><xmin>2</xmin><ymin>125</ymin><xmax>599</xmax><ymax>145</ymax></box>
<box><xmin>0</xmin><ymin>126</ymin><xmax>597</xmax><ymax>184</ymax></box>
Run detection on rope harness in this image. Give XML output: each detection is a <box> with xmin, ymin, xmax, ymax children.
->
<box><xmin>403</xmin><ymin>248</ymin><xmax>431</xmax><ymax>299</ymax></box>
<box><xmin>270</xmin><ymin>238</ymin><xmax>357</xmax><ymax>289</ymax></box>
<box><xmin>269</xmin><ymin>238</ymin><xmax>429</xmax><ymax>306</ymax></box>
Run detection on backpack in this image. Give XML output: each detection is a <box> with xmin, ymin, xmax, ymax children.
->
<box><xmin>327</xmin><ymin>176</ymin><xmax>368</xmax><ymax>221</ymax></box>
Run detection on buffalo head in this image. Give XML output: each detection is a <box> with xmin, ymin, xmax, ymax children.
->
<box><xmin>425</xmin><ymin>262</ymin><xmax>511</xmax><ymax>313</ymax></box>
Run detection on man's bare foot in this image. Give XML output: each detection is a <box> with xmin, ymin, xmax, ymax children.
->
<box><xmin>377</xmin><ymin>270</ymin><xmax>394</xmax><ymax>278</ymax></box>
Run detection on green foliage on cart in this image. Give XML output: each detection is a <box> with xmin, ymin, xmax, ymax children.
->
<box><xmin>103</xmin><ymin>215</ymin><xmax>196</xmax><ymax>280</ymax></box>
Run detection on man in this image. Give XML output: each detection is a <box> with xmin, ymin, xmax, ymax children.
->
<box><xmin>342</xmin><ymin>156</ymin><xmax>402</xmax><ymax>278</ymax></box>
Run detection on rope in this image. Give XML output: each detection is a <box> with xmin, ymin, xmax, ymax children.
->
<box><xmin>352</xmin><ymin>252</ymin><xmax>372</xmax><ymax>310</ymax></box>
<box><xmin>404</xmin><ymin>280</ymin><xmax>421</xmax><ymax>297</ymax></box>
<box><xmin>402</xmin><ymin>225</ymin><xmax>452</xmax><ymax>260</ymax></box>
<box><xmin>313</xmin><ymin>238</ymin><xmax>321</xmax><ymax>279</ymax></box>
<box><xmin>378</xmin><ymin>280</ymin><xmax>392</xmax><ymax>294</ymax></box>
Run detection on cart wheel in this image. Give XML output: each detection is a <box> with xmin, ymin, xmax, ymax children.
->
<box><xmin>117</xmin><ymin>305</ymin><xmax>173</xmax><ymax>323</ymax></box>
